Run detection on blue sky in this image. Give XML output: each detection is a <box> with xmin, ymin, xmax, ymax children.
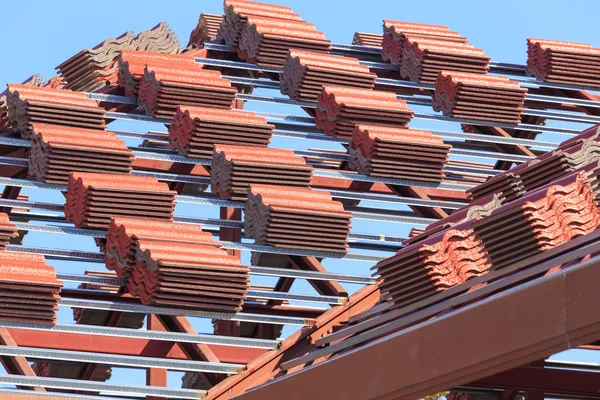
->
<box><xmin>1</xmin><ymin>0</ymin><xmax>599</xmax><ymax>391</ymax></box>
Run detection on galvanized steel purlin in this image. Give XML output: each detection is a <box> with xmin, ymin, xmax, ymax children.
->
<box><xmin>58</xmin><ymin>298</ymin><xmax>312</xmax><ymax>326</ymax></box>
<box><xmin>0</xmin><ymin>133</ymin><xmax>517</xmax><ymax>174</ymax></box>
<box><xmin>7</xmin><ymin>224</ymin><xmax>386</xmax><ymax>262</ymax></box>
<box><xmin>5</xmin><ymin>200</ymin><xmax>415</xmax><ymax>244</ymax></box>
<box><xmin>15</xmin><ymin>246</ymin><xmax>376</xmax><ymax>284</ymax></box>
<box><xmin>0</xmin><ymin>180</ymin><xmax>451</xmax><ymax>223</ymax></box>
<box><xmin>53</xmin><ymin>272</ymin><xmax>346</xmax><ymax>304</ymax></box>
<box><xmin>0</xmin><ymin>320</ymin><xmax>280</xmax><ymax>348</ymax></box>
<box><xmin>0</xmin><ymin>375</ymin><xmax>205</xmax><ymax>399</ymax></box>
<box><xmin>202</xmin><ymin>42</ymin><xmax>600</xmax><ymax>95</ymax></box>
<box><xmin>0</xmin><ymin>345</ymin><xmax>244</xmax><ymax>374</ymax></box>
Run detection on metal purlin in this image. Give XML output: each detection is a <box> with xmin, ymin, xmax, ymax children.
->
<box><xmin>0</xmin><ymin>182</ymin><xmax>438</xmax><ymax>229</ymax></box>
<box><xmin>0</xmin><ymin>136</ymin><xmax>506</xmax><ymax>178</ymax></box>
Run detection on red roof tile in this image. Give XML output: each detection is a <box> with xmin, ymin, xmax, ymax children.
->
<box><xmin>245</xmin><ymin>184</ymin><xmax>352</xmax><ymax>253</ymax></box>
<box><xmin>28</xmin><ymin>123</ymin><xmax>134</xmax><ymax>184</ymax></box>
<box><xmin>433</xmin><ymin>71</ymin><xmax>527</xmax><ymax>123</ymax></box>
<box><xmin>168</xmin><ymin>106</ymin><xmax>273</xmax><ymax>158</ymax></box>
<box><xmin>211</xmin><ymin>145</ymin><xmax>312</xmax><ymax>200</ymax></box>
<box><xmin>315</xmin><ymin>86</ymin><xmax>414</xmax><ymax>139</ymax></box>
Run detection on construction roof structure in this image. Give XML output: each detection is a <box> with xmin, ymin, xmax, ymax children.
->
<box><xmin>1</xmin><ymin>1</ymin><xmax>600</xmax><ymax>399</ymax></box>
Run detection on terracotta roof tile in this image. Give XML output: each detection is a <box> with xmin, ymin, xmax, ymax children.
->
<box><xmin>400</xmin><ymin>36</ymin><xmax>490</xmax><ymax>84</ymax></box>
<box><xmin>375</xmin><ymin>170</ymin><xmax>600</xmax><ymax>307</ymax></box>
<box><xmin>526</xmin><ymin>38</ymin><xmax>600</xmax><ymax>87</ymax></box>
<box><xmin>218</xmin><ymin>0</ymin><xmax>301</xmax><ymax>46</ymax></box>
<box><xmin>64</xmin><ymin>172</ymin><xmax>176</xmax><ymax>229</ymax></box>
<box><xmin>189</xmin><ymin>13</ymin><xmax>224</xmax><ymax>47</ymax></box>
<box><xmin>104</xmin><ymin>217</ymin><xmax>219</xmax><ymax>279</ymax></box>
<box><xmin>433</xmin><ymin>71</ymin><xmax>528</xmax><ymax>123</ymax></box>
<box><xmin>468</xmin><ymin>126</ymin><xmax>600</xmax><ymax>201</ymax></box>
<box><xmin>28</xmin><ymin>123</ymin><xmax>134</xmax><ymax>184</ymax></box>
<box><xmin>245</xmin><ymin>184</ymin><xmax>352</xmax><ymax>253</ymax></box>
<box><xmin>138</xmin><ymin>64</ymin><xmax>236</xmax><ymax>118</ymax></box>
<box><xmin>237</xmin><ymin>15</ymin><xmax>331</xmax><ymax>67</ymax></box>
<box><xmin>211</xmin><ymin>145</ymin><xmax>312</xmax><ymax>200</ymax></box>
<box><xmin>352</xmin><ymin>32</ymin><xmax>383</xmax><ymax>47</ymax></box>
<box><xmin>0</xmin><ymin>251</ymin><xmax>62</xmax><ymax>325</ymax></box>
<box><xmin>382</xmin><ymin>20</ymin><xmax>467</xmax><ymax>65</ymax></box>
<box><xmin>127</xmin><ymin>239</ymin><xmax>249</xmax><ymax>312</ymax></box>
<box><xmin>0</xmin><ymin>213</ymin><xmax>19</xmax><ymax>250</ymax></box>
<box><xmin>281</xmin><ymin>50</ymin><xmax>377</xmax><ymax>102</ymax></box>
<box><xmin>315</xmin><ymin>86</ymin><xmax>414</xmax><ymax>139</ymax></box>
<box><xmin>0</xmin><ymin>74</ymin><xmax>44</xmax><ymax>130</ymax></box>
<box><xmin>349</xmin><ymin>125</ymin><xmax>450</xmax><ymax>182</ymax></box>
<box><xmin>118</xmin><ymin>49</ymin><xmax>203</xmax><ymax>96</ymax></box>
<box><xmin>168</xmin><ymin>105</ymin><xmax>273</xmax><ymax>158</ymax></box>
<box><xmin>5</xmin><ymin>85</ymin><xmax>106</xmax><ymax>137</ymax></box>
<box><xmin>56</xmin><ymin>23</ymin><xmax>181</xmax><ymax>92</ymax></box>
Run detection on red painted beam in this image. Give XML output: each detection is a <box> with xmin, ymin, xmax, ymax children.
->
<box><xmin>146</xmin><ymin>315</ymin><xmax>170</xmax><ymax>400</ymax></box>
<box><xmin>228</xmin><ymin>256</ymin><xmax>600</xmax><ymax>400</ymax></box>
<box><xmin>0</xmin><ymin>328</ymin><xmax>45</xmax><ymax>392</ymax></box>
<box><xmin>5</xmin><ymin>328</ymin><xmax>266</xmax><ymax>364</ymax></box>
<box><xmin>471</xmin><ymin>366</ymin><xmax>600</xmax><ymax>398</ymax></box>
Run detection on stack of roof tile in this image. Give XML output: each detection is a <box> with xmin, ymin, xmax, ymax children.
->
<box><xmin>104</xmin><ymin>217</ymin><xmax>217</xmax><ymax>279</ymax></box>
<box><xmin>189</xmin><ymin>13</ymin><xmax>224</xmax><ymax>47</ymax></box>
<box><xmin>118</xmin><ymin>50</ymin><xmax>205</xmax><ymax>97</ymax></box>
<box><xmin>348</xmin><ymin>125</ymin><xmax>451</xmax><ymax>182</ymax></box>
<box><xmin>211</xmin><ymin>145</ymin><xmax>313</xmax><ymax>200</ymax></box>
<box><xmin>218</xmin><ymin>0</ymin><xmax>299</xmax><ymax>46</ymax></box>
<box><xmin>28</xmin><ymin>124</ymin><xmax>134</xmax><ymax>184</ymax></box>
<box><xmin>315</xmin><ymin>86</ymin><xmax>414</xmax><ymax>139</ymax></box>
<box><xmin>168</xmin><ymin>106</ymin><xmax>274</xmax><ymax>158</ymax></box>
<box><xmin>382</xmin><ymin>21</ymin><xmax>467</xmax><ymax>66</ymax></box>
<box><xmin>130</xmin><ymin>240</ymin><xmax>250</xmax><ymax>313</ymax></box>
<box><xmin>245</xmin><ymin>184</ymin><xmax>352</xmax><ymax>253</ymax></box>
<box><xmin>56</xmin><ymin>23</ymin><xmax>180</xmax><ymax>92</ymax></box>
<box><xmin>352</xmin><ymin>32</ymin><xmax>383</xmax><ymax>47</ymax></box>
<box><xmin>137</xmin><ymin>64</ymin><xmax>236</xmax><ymax>118</ymax></box>
<box><xmin>375</xmin><ymin>171</ymin><xmax>600</xmax><ymax>307</ymax></box>
<box><xmin>56</xmin><ymin>32</ymin><xmax>135</xmax><ymax>92</ymax></box>
<box><xmin>134</xmin><ymin>22</ymin><xmax>180</xmax><ymax>53</ymax></box>
<box><xmin>433</xmin><ymin>71</ymin><xmax>528</xmax><ymax>123</ymax></box>
<box><xmin>526</xmin><ymin>39</ymin><xmax>600</xmax><ymax>87</ymax></box>
<box><xmin>471</xmin><ymin>171</ymin><xmax>600</xmax><ymax>270</ymax></box>
<box><xmin>5</xmin><ymin>85</ymin><xmax>106</xmax><ymax>138</ymax></box>
<box><xmin>0</xmin><ymin>213</ymin><xmax>18</xmax><ymax>250</ymax></box>
<box><xmin>237</xmin><ymin>15</ymin><xmax>331</xmax><ymax>67</ymax></box>
<box><xmin>280</xmin><ymin>50</ymin><xmax>377</xmax><ymax>102</ymax></box>
<box><xmin>0</xmin><ymin>74</ymin><xmax>44</xmax><ymax>131</ymax></box>
<box><xmin>375</xmin><ymin>220</ymin><xmax>489</xmax><ymax>306</ymax></box>
<box><xmin>64</xmin><ymin>173</ymin><xmax>177</xmax><ymax>229</ymax></box>
<box><xmin>401</xmin><ymin>37</ymin><xmax>490</xmax><ymax>84</ymax></box>
<box><xmin>468</xmin><ymin>126</ymin><xmax>600</xmax><ymax>201</ymax></box>
<box><xmin>404</xmin><ymin>194</ymin><xmax>504</xmax><ymax>247</ymax></box>
<box><xmin>0</xmin><ymin>252</ymin><xmax>62</xmax><ymax>325</ymax></box>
